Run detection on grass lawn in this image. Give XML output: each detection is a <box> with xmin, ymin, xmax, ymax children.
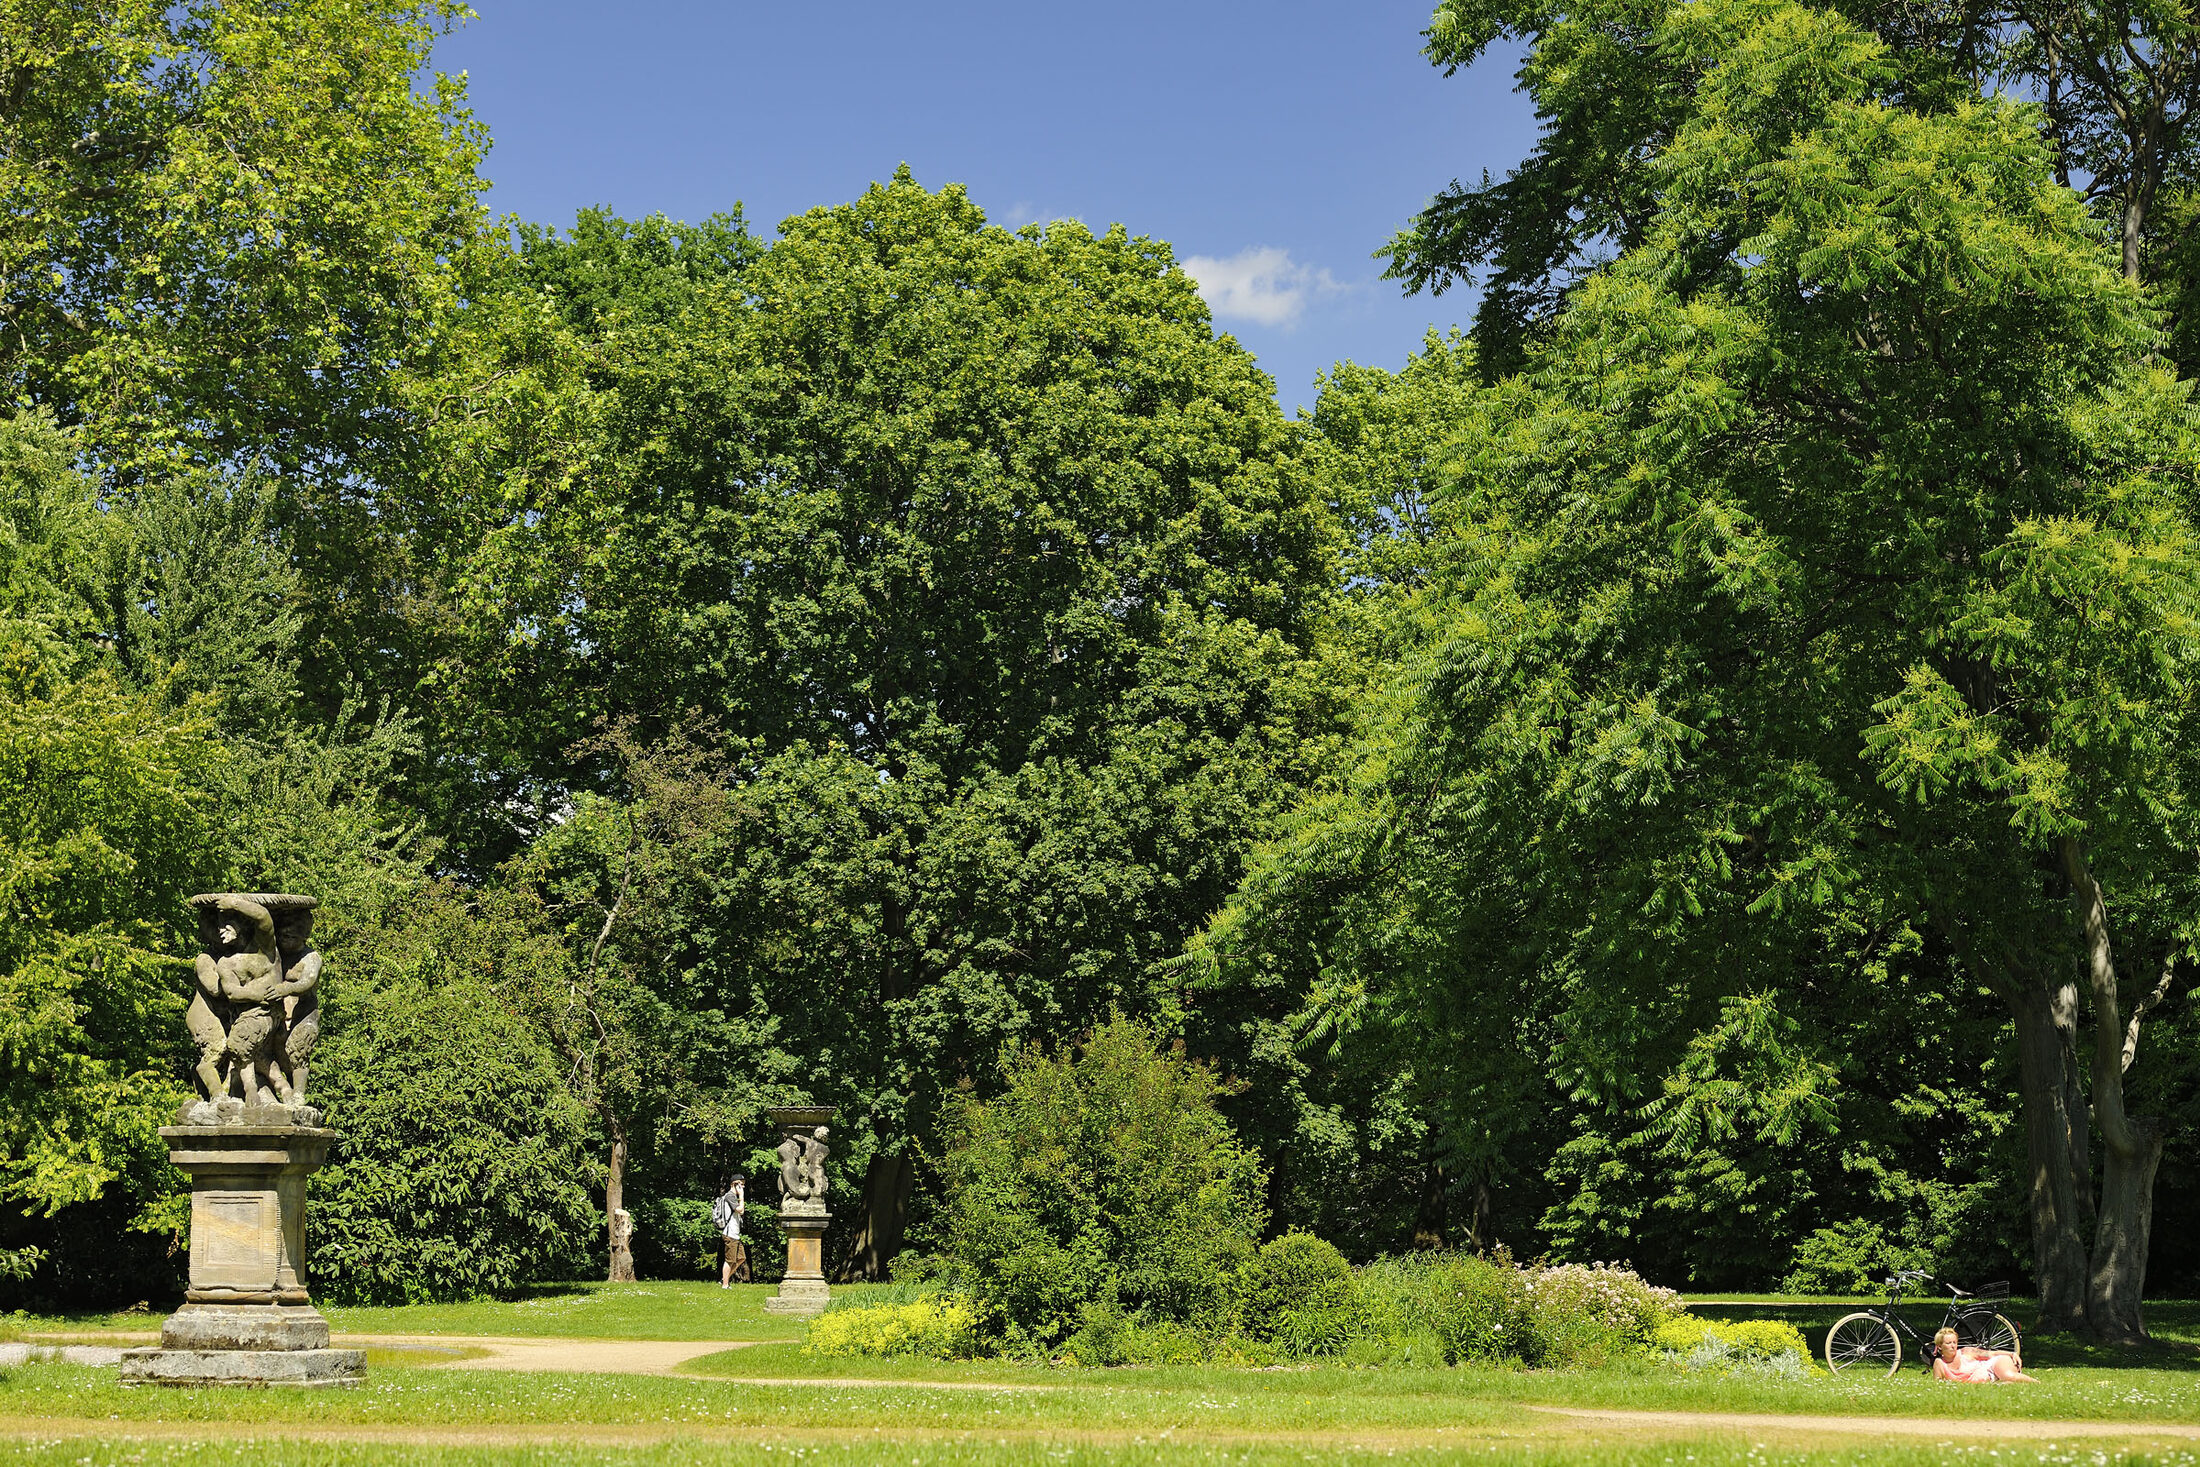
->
<box><xmin>6</xmin><ymin>1290</ymin><xmax>2200</xmax><ymax>1465</ymax></box>
<box><xmin>6</xmin><ymin>1281</ymin><xmax>893</xmax><ymax>1343</ymax></box>
<box><xmin>6</xmin><ymin>1357</ymin><xmax>2200</xmax><ymax>1466</ymax></box>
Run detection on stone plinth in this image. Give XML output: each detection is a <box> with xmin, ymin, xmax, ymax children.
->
<box><xmin>121</xmin><ymin>1126</ymin><xmax>363</xmax><ymax>1388</ymax></box>
<box><xmin>764</xmin><ymin>1200</ymin><xmax>831</xmax><ymax>1316</ymax></box>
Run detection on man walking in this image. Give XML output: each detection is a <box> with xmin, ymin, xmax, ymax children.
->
<box><xmin>713</xmin><ymin>1176</ymin><xmax>749</xmax><ymax>1285</ymax></box>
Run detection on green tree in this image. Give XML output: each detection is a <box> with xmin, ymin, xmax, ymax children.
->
<box><xmin>1385</xmin><ymin>0</ymin><xmax>2200</xmax><ymax>376</ymax></box>
<box><xmin>505</xmin><ymin>718</ymin><xmax>793</xmax><ymax>1284</ymax></box>
<box><xmin>1235</xmin><ymin>0</ymin><xmax>2199</xmax><ymax>1339</ymax></box>
<box><xmin>0</xmin><ymin>413</ymin><xmax>218</xmax><ymax>1297</ymax></box>
<box><xmin>1</xmin><ymin>0</ymin><xmax>485</xmax><ymax>482</ymax></box>
<box><xmin>936</xmin><ymin>1014</ymin><xmax>1267</xmax><ymax>1349</ymax></box>
<box><xmin>411</xmin><ymin>177</ymin><xmax>1346</xmax><ymax>1273</ymax></box>
<box><xmin>307</xmin><ymin>886</ymin><xmax>599</xmax><ymax>1304</ymax></box>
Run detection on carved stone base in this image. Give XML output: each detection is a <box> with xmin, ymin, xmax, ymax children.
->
<box><xmin>131</xmin><ymin>1123</ymin><xmax>362</xmax><ymax>1387</ymax></box>
<box><xmin>767</xmin><ymin>1204</ymin><xmax>831</xmax><ymax>1316</ymax></box>
<box><xmin>119</xmin><ymin>1347</ymin><xmax>364</xmax><ymax>1388</ymax></box>
<box><xmin>762</xmin><ymin>1279</ymin><xmax>831</xmax><ymax>1316</ymax></box>
<box><xmin>159</xmin><ymin>1303</ymin><xmax>331</xmax><ymax>1351</ymax></box>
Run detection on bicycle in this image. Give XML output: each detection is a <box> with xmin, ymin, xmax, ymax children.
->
<box><xmin>1822</xmin><ymin>1271</ymin><xmax>2021</xmax><ymax>1375</ymax></box>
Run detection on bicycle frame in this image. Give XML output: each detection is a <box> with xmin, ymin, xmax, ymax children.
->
<box><xmin>1864</xmin><ymin>1272</ymin><xmax>2011</xmax><ymax>1367</ymax></box>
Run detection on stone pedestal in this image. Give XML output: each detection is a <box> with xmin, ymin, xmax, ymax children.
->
<box><xmin>761</xmin><ymin>1104</ymin><xmax>836</xmax><ymax>1317</ymax></box>
<box><xmin>121</xmin><ymin>1126</ymin><xmax>363</xmax><ymax>1388</ymax></box>
<box><xmin>764</xmin><ymin>1201</ymin><xmax>832</xmax><ymax>1316</ymax></box>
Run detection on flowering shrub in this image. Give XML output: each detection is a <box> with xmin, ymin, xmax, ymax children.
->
<box><xmin>804</xmin><ymin>1297</ymin><xmax>979</xmax><ymax>1360</ymax></box>
<box><xmin>1345</xmin><ymin>1253</ymin><xmax>1685</xmax><ymax>1367</ymax></box>
<box><xmin>1654</xmin><ymin>1314</ymin><xmax>1814</xmax><ymax>1374</ymax></box>
<box><xmin>1522</xmin><ymin>1261</ymin><xmax>1686</xmax><ymax>1363</ymax></box>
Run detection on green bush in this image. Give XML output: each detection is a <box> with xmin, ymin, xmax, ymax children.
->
<box><xmin>1781</xmin><ymin>1221</ymin><xmax>1930</xmax><ymax>1295</ymax></box>
<box><xmin>1655</xmin><ymin>1314</ymin><xmax>1814</xmax><ymax>1375</ymax></box>
<box><xmin>936</xmin><ymin>1015</ymin><xmax>1267</xmax><ymax>1350</ymax></box>
<box><xmin>805</xmin><ymin>1297</ymin><xmax>978</xmax><ymax>1360</ymax></box>
<box><xmin>308</xmin><ymin>892</ymin><xmax>599</xmax><ymax>1304</ymax></box>
<box><xmin>1347</xmin><ymin>1253</ymin><xmax>1681</xmax><ymax>1368</ymax></box>
<box><xmin>1416</xmin><ymin>1255</ymin><xmax>1537</xmax><ymax>1365</ymax></box>
<box><xmin>1063</xmin><ymin>1302</ymin><xmax>1280</xmax><ymax>1367</ymax></box>
<box><xmin>1239</xmin><ymin>1232</ymin><xmax>1355</xmax><ymax>1346</ymax></box>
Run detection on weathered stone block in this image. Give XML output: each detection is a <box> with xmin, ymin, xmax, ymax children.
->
<box><xmin>119</xmin><ymin>1347</ymin><xmax>364</xmax><ymax>1388</ymax></box>
<box><xmin>159</xmin><ymin>1303</ymin><xmax>331</xmax><ymax>1351</ymax></box>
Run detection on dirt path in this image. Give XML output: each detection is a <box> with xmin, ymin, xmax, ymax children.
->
<box><xmin>1526</xmin><ymin>1405</ymin><xmax>2200</xmax><ymax>1441</ymax></box>
<box><xmin>352</xmin><ymin>1334</ymin><xmax>756</xmax><ymax>1376</ymax></box>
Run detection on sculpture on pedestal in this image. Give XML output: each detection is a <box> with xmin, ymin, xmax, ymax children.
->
<box><xmin>762</xmin><ymin>1105</ymin><xmax>836</xmax><ymax>1316</ymax></box>
<box><xmin>181</xmin><ymin>893</ymin><xmax>322</xmax><ymax>1127</ymax></box>
<box><xmin>120</xmin><ymin>893</ymin><xmax>361</xmax><ymax>1388</ymax></box>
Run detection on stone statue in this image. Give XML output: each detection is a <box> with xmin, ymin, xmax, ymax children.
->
<box><xmin>798</xmin><ymin>1126</ymin><xmax>830</xmax><ymax>1200</ymax></box>
<box><xmin>180</xmin><ymin>894</ymin><xmax>323</xmax><ymax>1127</ymax></box>
<box><xmin>762</xmin><ymin>1105</ymin><xmax>835</xmax><ymax>1316</ymax></box>
<box><xmin>120</xmin><ymin>889</ymin><xmax>360</xmax><ymax>1387</ymax></box>
<box><xmin>777</xmin><ymin>1124</ymin><xmax>830</xmax><ymax>1203</ymax></box>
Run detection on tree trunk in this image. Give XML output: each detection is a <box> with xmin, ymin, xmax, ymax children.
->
<box><xmin>2089</xmin><ymin>1117</ymin><xmax>2162</xmax><ymax>1343</ymax></box>
<box><xmin>2123</xmin><ymin>194</ymin><xmax>2145</xmax><ymax>283</ymax></box>
<box><xmin>2060</xmin><ymin>836</ymin><xmax>2156</xmax><ymax>1344</ymax></box>
<box><xmin>1411</xmin><ymin>1162</ymin><xmax>1447</xmax><ymax>1251</ymax></box>
<box><xmin>2006</xmin><ymin>969</ymin><xmax>2093</xmax><ymax>1333</ymax></box>
<box><xmin>842</xmin><ymin>1150</ymin><xmax>914</xmax><ymax>1282</ymax></box>
<box><xmin>607</xmin><ymin>1126</ymin><xmax>636</xmax><ymax>1284</ymax></box>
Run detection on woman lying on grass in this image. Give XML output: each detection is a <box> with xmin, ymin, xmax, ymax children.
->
<box><xmin>1931</xmin><ymin>1328</ymin><xmax>2036</xmax><ymax>1383</ymax></box>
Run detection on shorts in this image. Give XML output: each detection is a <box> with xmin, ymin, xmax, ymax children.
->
<box><xmin>723</xmin><ymin>1233</ymin><xmax>745</xmax><ymax>1261</ymax></box>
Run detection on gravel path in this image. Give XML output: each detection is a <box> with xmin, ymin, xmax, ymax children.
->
<box><xmin>354</xmin><ymin>1333</ymin><xmax>757</xmax><ymax>1376</ymax></box>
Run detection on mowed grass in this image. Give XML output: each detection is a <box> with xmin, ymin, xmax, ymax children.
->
<box><xmin>7</xmin><ymin>1280</ymin><xmax>886</xmax><ymax>1342</ymax></box>
<box><xmin>7</xmin><ymin>1360</ymin><xmax>2200</xmax><ymax>1467</ymax></box>
<box><xmin>689</xmin><ymin>1344</ymin><xmax>2200</xmax><ymax>1424</ymax></box>
<box><xmin>17</xmin><ymin>1441</ymin><xmax>2200</xmax><ymax>1467</ymax></box>
<box><xmin>6</xmin><ymin>1290</ymin><xmax>2200</xmax><ymax>1467</ymax></box>
<box><xmin>9</xmin><ymin>1440</ymin><xmax>2200</xmax><ymax>1467</ymax></box>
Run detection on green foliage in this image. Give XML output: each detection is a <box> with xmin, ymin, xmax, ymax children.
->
<box><xmin>1655</xmin><ymin>1314</ymin><xmax>1814</xmax><ymax>1368</ymax></box>
<box><xmin>1220</xmin><ymin>0</ymin><xmax>2194</xmax><ymax>1300</ymax></box>
<box><xmin>803</xmin><ymin>1297</ymin><xmax>979</xmax><ymax>1360</ymax></box>
<box><xmin>1781</xmin><ymin>1221</ymin><xmax>1933</xmax><ymax>1296</ymax></box>
<box><xmin>308</xmin><ymin>888</ymin><xmax>599</xmax><ymax>1304</ymax></box>
<box><xmin>1</xmin><ymin>0</ymin><xmax>487</xmax><ymax>487</ymax></box>
<box><xmin>937</xmin><ymin>1015</ymin><xmax>1268</xmax><ymax>1349</ymax></box>
<box><xmin>407</xmin><ymin>175</ymin><xmax>1347</xmax><ymax>1273</ymax></box>
<box><xmin>0</xmin><ymin>412</ymin><xmax>219</xmax><ymax>1298</ymax></box>
<box><xmin>1238</xmin><ymin>1232</ymin><xmax>1355</xmax><ymax>1345</ymax></box>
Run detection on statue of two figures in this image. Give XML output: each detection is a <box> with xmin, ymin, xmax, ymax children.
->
<box><xmin>777</xmin><ymin>1123</ymin><xmax>830</xmax><ymax>1212</ymax></box>
<box><xmin>179</xmin><ymin>893</ymin><xmax>322</xmax><ymax>1128</ymax></box>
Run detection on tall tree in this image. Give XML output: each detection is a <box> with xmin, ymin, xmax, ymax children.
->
<box><xmin>1386</xmin><ymin>0</ymin><xmax>2200</xmax><ymax>376</ymax></box>
<box><xmin>418</xmin><ymin>178</ymin><xmax>1347</xmax><ymax>1272</ymax></box>
<box><xmin>1243</xmin><ymin>0</ymin><xmax>2200</xmax><ymax>1339</ymax></box>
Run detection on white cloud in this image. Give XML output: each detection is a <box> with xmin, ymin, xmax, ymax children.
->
<box><xmin>1180</xmin><ymin>246</ymin><xmax>1343</xmax><ymax>329</ymax></box>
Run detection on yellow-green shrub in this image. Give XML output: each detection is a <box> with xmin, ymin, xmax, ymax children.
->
<box><xmin>804</xmin><ymin>1298</ymin><xmax>979</xmax><ymax>1359</ymax></box>
<box><xmin>1655</xmin><ymin>1314</ymin><xmax>1813</xmax><ymax>1370</ymax></box>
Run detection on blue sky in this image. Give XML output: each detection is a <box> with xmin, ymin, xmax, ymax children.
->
<box><xmin>435</xmin><ymin>2</ymin><xmax>1536</xmax><ymax>411</ymax></box>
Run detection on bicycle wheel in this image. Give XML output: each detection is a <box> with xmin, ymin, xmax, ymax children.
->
<box><xmin>1825</xmin><ymin>1313</ymin><xmax>1903</xmax><ymax>1375</ymax></box>
<box><xmin>1959</xmin><ymin>1312</ymin><xmax>2021</xmax><ymax>1360</ymax></box>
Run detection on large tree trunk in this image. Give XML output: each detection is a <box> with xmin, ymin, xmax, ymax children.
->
<box><xmin>607</xmin><ymin>1126</ymin><xmax>636</xmax><ymax>1284</ymax></box>
<box><xmin>842</xmin><ymin>1150</ymin><xmax>913</xmax><ymax>1281</ymax></box>
<box><xmin>2090</xmin><ymin>1117</ymin><xmax>2162</xmax><ymax>1343</ymax></box>
<box><xmin>2006</xmin><ymin>967</ymin><xmax>2093</xmax><ymax>1333</ymax></box>
<box><xmin>2061</xmin><ymin>837</ymin><xmax>2160</xmax><ymax>1344</ymax></box>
